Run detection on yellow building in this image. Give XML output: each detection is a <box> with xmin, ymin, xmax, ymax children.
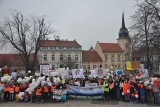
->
<box><xmin>95</xmin><ymin>12</ymin><xmax>131</xmax><ymax>70</ymax></box>
<box><xmin>95</xmin><ymin>42</ymin><xmax>123</xmax><ymax>70</ymax></box>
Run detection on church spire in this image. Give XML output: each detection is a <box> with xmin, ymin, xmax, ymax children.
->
<box><xmin>122</xmin><ymin>12</ymin><xmax>125</xmax><ymax>28</ymax></box>
<box><xmin>118</xmin><ymin>12</ymin><xmax>129</xmax><ymax>38</ymax></box>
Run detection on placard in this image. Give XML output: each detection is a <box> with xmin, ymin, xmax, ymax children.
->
<box><xmin>72</xmin><ymin>69</ymin><xmax>84</xmax><ymax>78</ymax></box>
<box><xmin>40</xmin><ymin>65</ymin><xmax>52</xmax><ymax>74</ymax></box>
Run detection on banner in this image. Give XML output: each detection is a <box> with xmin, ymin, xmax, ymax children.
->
<box><xmin>0</xmin><ymin>84</ymin><xmax>4</xmax><ymax>92</ymax></box>
<box><xmin>90</xmin><ymin>70</ymin><xmax>97</xmax><ymax>77</ymax></box>
<box><xmin>72</xmin><ymin>69</ymin><xmax>84</xmax><ymax>78</ymax></box>
<box><xmin>85</xmin><ymin>83</ymin><xmax>97</xmax><ymax>87</ymax></box>
<box><xmin>126</xmin><ymin>61</ymin><xmax>140</xmax><ymax>70</ymax></box>
<box><xmin>40</xmin><ymin>65</ymin><xmax>52</xmax><ymax>75</ymax></box>
<box><xmin>139</xmin><ymin>69</ymin><xmax>149</xmax><ymax>78</ymax></box>
<box><xmin>116</xmin><ymin>69</ymin><xmax>124</xmax><ymax>75</ymax></box>
<box><xmin>95</xmin><ymin>68</ymin><xmax>106</xmax><ymax>76</ymax></box>
<box><xmin>67</xmin><ymin>85</ymin><xmax>104</xmax><ymax>95</ymax></box>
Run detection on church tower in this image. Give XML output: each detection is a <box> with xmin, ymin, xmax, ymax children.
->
<box><xmin>117</xmin><ymin>12</ymin><xmax>131</xmax><ymax>61</ymax></box>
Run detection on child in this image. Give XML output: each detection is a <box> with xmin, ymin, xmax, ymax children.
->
<box><xmin>139</xmin><ymin>82</ymin><xmax>146</xmax><ymax>104</ymax></box>
<box><xmin>130</xmin><ymin>82</ymin><xmax>135</xmax><ymax>103</ymax></box>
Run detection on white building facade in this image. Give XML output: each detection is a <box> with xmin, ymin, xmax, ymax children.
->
<box><xmin>38</xmin><ymin>39</ymin><xmax>82</xmax><ymax>70</ymax></box>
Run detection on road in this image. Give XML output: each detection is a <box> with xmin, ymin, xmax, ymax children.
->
<box><xmin>0</xmin><ymin>98</ymin><xmax>159</xmax><ymax>107</ymax></box>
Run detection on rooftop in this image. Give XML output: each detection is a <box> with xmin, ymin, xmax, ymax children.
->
<box><xmin>99</xmin><ymin>43</ymin><xmax>123</xmax><ymax>52</ymax></box>
<box><xmin>40</xmin><ymin>40</ymin><xmax>81</xmax><ymax>47</ymax></box>
<box><xmin>82</xmin><ymin>50</ymin><xmax>102</xmax><ymax>62</ymax></box>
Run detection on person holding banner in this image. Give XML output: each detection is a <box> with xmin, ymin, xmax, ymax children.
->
<box><xmin>104</xmin><ymin>78</ymin><xmax>109</xmax><ymax>101</ymax></box>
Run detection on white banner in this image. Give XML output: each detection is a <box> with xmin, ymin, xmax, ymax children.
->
<box><xmin>85</xmin><ymin>83</ymin><xmax>97</xmax><ymax>87</ymax></box>
<box><xmin>72</xmin><ymin>69</ymin><xmax>84</xmax><ymax>78</ymax></box>
<box><xmin>139</xmin><ymin>69</ymin><xmax>149</xmax><ymax>78</ymax></box>
<box><xmin>0</xmin><ymin>84</ymin><xmax>4</xmax><ymax>92</ymax></box>
<box><xmin>95</xmin><ymin>68</ymin><xmax>106</xmax><ymax>76</ymax></box>
<box><xmin>40</xmin><ymin>65</ymin><xmax>52</xmax><ymax>75</ymax></box>
<box><xmin>91</xmin><ymin>70</ymin><xmax>97</xmax><ymax>77</ymax></box>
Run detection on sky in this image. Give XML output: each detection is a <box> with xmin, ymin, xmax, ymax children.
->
<box><xmin>0</xmin><ymin>0</ymin><xmax>137</xmax><ymax>51</ymax></box>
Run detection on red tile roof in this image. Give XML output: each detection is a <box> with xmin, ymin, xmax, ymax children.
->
<box><xmin>40</xmin><ymin>40</ymin><xmax>81</xmax><ymax>47</ymax></box>
<box><xmin>99</xmin><ymin>43</ymin><xmax>123</xmax><ymax>52</ymax></box>
<box><xmin>82</xmin><ymin>50</ymin><xmax>103</xmax><ymax>62</ymax></box>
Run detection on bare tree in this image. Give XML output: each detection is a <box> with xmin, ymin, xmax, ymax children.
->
<box><xmin>0</xmin><ymin>11</ymin><xmax>53</xmax><ymax>74</ymax></box>
<box><xmin>130</xmin><ymin>1</ymin><xmax>156</xmax><ymax>70</ymax></box>
<box><xmin>144</xmin><ymin>0</ymin><xmax>160</xmax><ymax>48</ymax></box>
<box><xmin>145</xmin><ymin>0</ymin><xmax>160</xmax><ymax>20</ymax></box>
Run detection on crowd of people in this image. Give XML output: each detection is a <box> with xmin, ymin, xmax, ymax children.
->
<box><xmin>0</xmin><ymin>71</ymin><xmax>160</xmax><ymax>105</ymax></box>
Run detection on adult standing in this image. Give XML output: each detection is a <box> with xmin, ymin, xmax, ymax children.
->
<box><xmin>103</xmin><ymin>78</ymin><xmax>109</xmax><ymax>101</ymax></box>
<box><xmin>114</xmin><ymin>77</ymin><xmax>120</xmax><ymax>100</ymax></box>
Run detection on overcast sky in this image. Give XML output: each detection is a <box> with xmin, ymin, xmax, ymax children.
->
<box><xmin>0</xmin><ymin>0</ymin><xmax>136</xmax><ymax>50</ymax></box>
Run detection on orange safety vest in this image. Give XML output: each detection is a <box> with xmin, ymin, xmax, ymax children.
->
<box><xmin>139</xmin><ymin>84</ymin><xmax>144</xmax><ymax>88</ymax></box>
<box><xmin>43</xmin><ymin>86</ymin><xmax>49</xmax><ymax>92</ymax></box>
<box><xmin>123</xmin><ymin>82</ymin><xmax>130</xmax><ymax>94</ymax></box>
<box><xmin>15</xmin><ymin>86</ymin><xmax>20</xmax><ymax>93</ymax></box>
<box><xmin>98</xmin><ymin>81</ymin><xmax>101</xmax><ymax>86</ymax></box>
<box><xmin>36</xmin><ymin>87</ymin><xmax>42</xmax><ymax>96</ymax></box>
<box><xmin>4</xmin><ymin>85</ymin><xmax>9</xmax><ymax>92</ymax></box>
<box><xmin>9</xmin><ymin>86</ymin><xmax>14</xmax><ymax>92</ymax></box>
<box><xmin>50</xmin><ymin>85</ymin><xmax>56</xmax><ymax>92</ymax></box>
<box><xmin>109</xmin><ymin>82</ymin><xmax>114</xmax><ymax>89</ymax></box>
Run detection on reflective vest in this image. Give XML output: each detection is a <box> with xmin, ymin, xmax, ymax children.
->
<box><xmin>36</xmin><ymin>87</ymin><xmax>42</xmax><ymax>96</ymax></box>
<box><xmin>15</xmin><ymin>86</ymin><xmax>20</xmax><ymax>93</ymax></box>
<box><xmin>43</xmin><ymin>86</ymin><xmax>49</xmax><ymax>92</ymax></box>
<box><xmin>98</xmin><ymin>81</ymin><xmax>101</xmax><ymax>86</ymax></box>
<box><xmin>123</xmin><ymin>82</ymin><xmax>130</xmax><ymax>94</ymax></box>
<box><xmin>4</xmin><ymin>85</ymin><xmax>9</xmax><ymax>92</ymax></box>
<box><xmin>50</xmin><ymin>85</ymin><xmax>56</xmax><ymax>92</ymax></box>
<box><xmin>104</xmin><ymin>82</ymin><xmax>109</xmax><ymax>92</ymax></box>
<box><xmin>9</xmin><ymin>86</ymin><xmax>14</xmax><ymax>93</ymax></box>
<box><xmin>109</xmin><ymin>82</ymin><xmax>114</xmax><ymax>89</ymax></box>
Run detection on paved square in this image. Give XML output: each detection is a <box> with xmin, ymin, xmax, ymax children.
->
<box><xmin>0</xmin><ymin>99</ymin><xmax>160</xmax><ymax>107</ymax></box>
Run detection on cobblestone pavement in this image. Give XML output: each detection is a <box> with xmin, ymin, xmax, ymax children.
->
<box><xmin>0</xmin><ymin>99</ymin><xmax>160</xmax><ymax>107</ymax></box>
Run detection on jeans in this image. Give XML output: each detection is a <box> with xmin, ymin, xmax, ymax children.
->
<box><xmin>115</xmin><ymin>89</ymin><xmax>120</xmax><ymax>100</ymax></box>
<box><xmin>125</xmin><ymin>94</ymin><xmax>130</xmax><ymax>101</ymax></box>
<box><xmin>154</xmin><ymin>92</ymin><xmax>159</xmax><ymax>104</ymax></box>
<box><xmin>104</xmin><ymin>91</ymin><xmax>109</xmax><ymax>101</ymax></box>
<box><xmin>141</xmin><ymin>94</ymin><xmax>145</xmax><ymax>103</ymax></box>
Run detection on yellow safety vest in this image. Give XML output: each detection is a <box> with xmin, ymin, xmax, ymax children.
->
<box><xmin>104</xmin><ymin>82</ymin><xmax>109</xmax><ymax>92</ymax></box>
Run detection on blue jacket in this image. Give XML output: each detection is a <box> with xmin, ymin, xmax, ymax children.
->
<box><xmin>139</xmin><ymin>87</ymin><xmax>145</xmax><ymax>95</ymax></box>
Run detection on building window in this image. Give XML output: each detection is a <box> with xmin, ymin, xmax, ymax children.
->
<box><xmin>44</xmin><ymin>54</ymin><xmax>47</xmax><ymax>61</ymax></box>
<box><xmin>75</xmin><ymin>55</ymin><xmax>78</xmax><ymax>61</ymax></box>
<box><xmin>52</xmin><ymin>65</ymin><xmax>55</xmax><ymax>70</ymax></box>
<box><xmin>87</xmin><ymin>65</ymin><xmax>90</xmax><ymax>70</ymax></box>
<box><xmin>93</xmin><ymin>65</ymin><xmax>96</xmax><ymax>69</ymax></box>
<box><xmin>111</xmin><ymin>54</ymin><xmax>115</xmax><ymax>62</ymax></box>
<box><xmin>60</xmin><ymin>55</ymin><xmax>63</xmax><ymax>61</ymax></box>
<box><xmin>150</xmin><ymin>56</ymin><xmax>153</xmax><ymax>61</ymax></box>
<box><xmin>68</xmin><ymin>55</ymin><xmax>71</xmax><ymax>61</ymax></box>
<box><xmin>118</xmin><ymin>64</ymin><xmax>121</xmax><ymax>68</ymax></box>
<box><xmin>105</xmin><ymin>54</ymin><xmax>108</xmax><ymax>61</ymax></box>
<box><xmin>83</xmin><ymin>65</ymin><xmax>86</xmax><ymax>69</ymax></box>
<box><xmin>117</xmin><ymin>54</ymin><xmax>121</xmax><ymax>62</ymax></box>
<box><xmin>75</xmin><ymin>64</ymin><xmax>78</xmax><ymax>69</ymax></box>
<box><xmin>52</xmin><ymin>55</ymin><xmax>55</xmax><ymax>61</ymax></box>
